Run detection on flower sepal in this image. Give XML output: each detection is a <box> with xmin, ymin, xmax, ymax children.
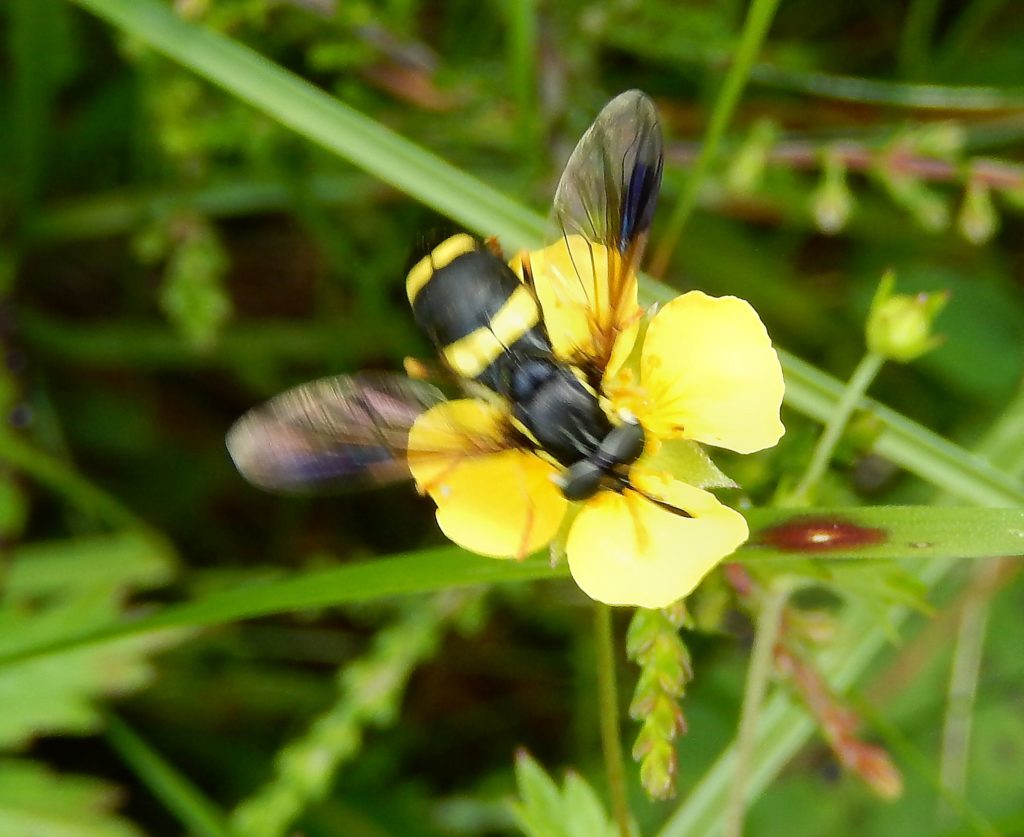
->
<box><xmin>641</xmin><ymin>439</ymin><xmax>738</xmax><ymax>491</ymax></box>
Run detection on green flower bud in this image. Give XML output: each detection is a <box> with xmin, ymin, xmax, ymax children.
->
<box><xmin>957</xmin><ymin>177</ymin><xmax>999</xmax><ymax>244</ymax></box>
<box><xmin>725</xmin><ymin>119</ymin><xmax>776</xmax><ymax>194</ymax></box>
<box><xmin>812</xmin><ymin>151</ymin><xmax>854</xmax><ymax>234</ymax></box>
<box><xmin>907</xmin><ymin>122</ymin><xmax>964</xmax><ymax>159</ymax></box>
<box><xmin>866</xmin><ymin>271</ymin><xmax>949</xmax><ymax>363</ymax></box>
<box><xmin>877</xmin><ymin>169</ymin><xmax>950</xmax><ymax>232</ymax></box>
<box><xmin>638</xmin><ymin>739</ymin><xmax>676</xmax><ymax>799</ymax></box>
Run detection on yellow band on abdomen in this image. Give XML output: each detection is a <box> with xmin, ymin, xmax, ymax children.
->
<box><xmin>406</xmin><ymin>234</ymin><xmax>477</xmax><ymax>304</ymax></box>
<box><xmin>441</xmin><ymin>285</ymin><xmax>541</xmax><ymax>378</ymax></box>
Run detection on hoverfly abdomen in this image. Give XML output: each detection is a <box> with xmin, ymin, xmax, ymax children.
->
<box><xmin>406</xmin><ymin>233</ymin><xmax>550</xmax><ymax>394</ymax></box>
<box><xmin>511</xmin><ymin>366</ymin><xmax>611</xmax><ymax>466</ymax></box>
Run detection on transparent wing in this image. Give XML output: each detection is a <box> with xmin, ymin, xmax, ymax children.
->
<box><xmin>543</xmin><ymin>90</ymin><xmax>663</xmax><ymax>371</ymax></box>
<box><xmin>225</xmin><ymin>372</ymin><xmax>517</xmax><ymax>493</ymax></box>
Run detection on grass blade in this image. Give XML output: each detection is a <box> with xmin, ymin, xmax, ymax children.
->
<box><xmin>3</xmin><ymin>507</ymin><xmax>1023</xmax><ymax>670</ymax></box>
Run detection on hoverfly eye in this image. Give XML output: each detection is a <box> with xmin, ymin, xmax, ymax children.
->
<box><xmin>597</xmin><ymin>421</ymin><xmax>646</xmax><ymax>467</ymax></box>
<box><xmin>560</xmin><ymin>460</ymin><xmax>604</xmax><ymax>501</ymax></box>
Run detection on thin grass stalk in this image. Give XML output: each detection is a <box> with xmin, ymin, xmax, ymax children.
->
<box><xmin>649</xmin><ymin>0</ymin><xmax>782</xmax><ymax>276</ymax></box>
<box><xmin>105</xmin><ymin>713</ymin><xmax>232</xmax><ymax>837</ymax></box>
<box><xmin>595</xmin><ymin>603</ymin><xmax>632</xmax><ymax>837</ymax></box>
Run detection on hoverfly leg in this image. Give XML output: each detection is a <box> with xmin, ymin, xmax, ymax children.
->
<box><xmin>403</xmin><ymin>357</ymin><xmax>434</xmax><ymax>381</ymax></box>
<box><xmin>483</xmin><ymin>235</ymin><xmax>505</xmax><ymax>258</ymax></box>
<box><xmin>516</xmin><ymin>251</ymin><xmax>537</xmax><ymax>293</ymax></box>
<box><xmin>613</xmin><ymin>472</ymin><xmax>693</xmax><ymax>520</ymax></box>
<box><xmin>403</xmin><ymin>356</ymin><xmax>457</xmax><ymax>384</ymax></box>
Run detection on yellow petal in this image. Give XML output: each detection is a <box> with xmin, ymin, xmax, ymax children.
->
<box><xmin>640</xmin><ymin>291</ymin><xmax>785</xmax><ymax>454</ymax></box>
<box><xmin>408</xmin><ymin>400</ymin><xmax>567</xmax><ymax>558</ymax></box>
<box><xmin>510</xmin><ymin>235</ymin><xmax>639</xmax><ymax>365</ymax></box>
<box><xmin>566</xmin><ymin>473</ymin><xmax>748</xmax><ymax>608</ymax></box>
<box><xmin>407</xmin><ymin>399</ymin><xmax>506</xmax><ymax>485</ymax></box>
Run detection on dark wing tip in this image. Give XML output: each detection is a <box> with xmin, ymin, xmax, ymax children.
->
<box><xmin>549</xmin><ymin>90</ymin><xmax>664</xmax><ymax>254</ymax></box>
<box><xmin>614</xmin><ymin>92</ymin><xmax>663</xmax><ymax>248</ymax></box>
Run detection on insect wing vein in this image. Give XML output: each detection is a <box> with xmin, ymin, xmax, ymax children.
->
<box><xmin>546</xmin><ymin>90</ymin><xmax>663</xmax><ymax>370</ymax></box>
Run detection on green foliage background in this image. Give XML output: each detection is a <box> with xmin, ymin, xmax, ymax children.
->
<box><xmin>2</xmin><ymin>0</ymin><xmax>1024</xmax><ymax>834</ymax></box>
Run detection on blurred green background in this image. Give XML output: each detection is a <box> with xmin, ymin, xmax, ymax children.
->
<box><xmin>2</xmin><ymin>0</ymin><xmax>1024</xmax><ymax>834</ymax></box>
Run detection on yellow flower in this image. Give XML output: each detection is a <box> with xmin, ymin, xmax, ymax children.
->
<box><xmin>409</xmin><ymin>238</ymin><xmax>785</xmax><ymax>608</ymax></box>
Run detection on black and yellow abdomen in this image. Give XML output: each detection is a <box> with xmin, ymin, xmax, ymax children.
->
<box><xmin>406</xmin><ymin>234</ymin><xmax>550</xmax><ymax>394</ymax></box>
<box><xmin>404</xmin><ymin>233</ymin><xmax>627</xmax><ymax>474</ymax></box>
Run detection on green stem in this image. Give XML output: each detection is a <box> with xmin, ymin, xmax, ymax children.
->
<box><xmin>649</xmin><ymin>0</ymin><xmax>781</xmax><ymax>276</ymax></box>
<box><xmin>788</xmin><ymin>351</ymin><xmax>886</xmax><ymax>504</ymax></box>
<box><xmin>595</xmin><ymin>603</ymin><xmax>631</xmax><ymax>837</ymax></box>
<box><xmin>104</xmin><ymin>712</ymin><xmax>231</xmax><ymax>837</ymax></box>
<box><xmin>502</xmin><ymin>0</ymin><xmax>538</xmax><ymax>158</ymax></box>
<box><xmin>898</xmin><ymin>0</ymin><xmax>942</xmax><ymax>76</ymax></box>
<box><xmin>937</xmin><ymin>0</ymin><xmax>1010</xmax><ymax>74</ymax></box>
<box><xmin>723</xmin><ymin>585</ymin><xmax>789</xmax><ymax>837</ymax></box>
<box><xmin>937</xmin><ymin>557</ymin><xmax>1010</xmax><ymax>823</ymax></box>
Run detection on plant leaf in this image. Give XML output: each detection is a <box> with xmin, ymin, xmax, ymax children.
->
<box><xmin>0</xmin><ymin>533</ymin><xmax>181</xmax><ymax>747</ymax></box>
<box><xmin>0</xmin><ymin>758</ymin><xmax>142</xmax><ymax>837</ymax></box>
<box><xmin>509</xmin><ymin>752</ymin><xmax>618</xmax><ymax>837</ymax></box>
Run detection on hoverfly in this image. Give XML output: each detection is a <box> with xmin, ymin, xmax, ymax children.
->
<box><xmin>227</xmin><ymin>90</ymin><xmax>681</xmax><ymax>532</ymax></box>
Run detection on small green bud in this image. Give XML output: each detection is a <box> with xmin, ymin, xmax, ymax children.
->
<box><xmin>625</xmin><ymin>607</ymin><xmax>663</xmax><ymax>658</ymax></box>
<box><xmin>906</xmin><ymin>122</ymin><xmax>965</xmax><ymax>159</ymax></box>
<box><xmin>957</xmin><ymin>177</ymin><xmax>999</xmax><ymax>244</ymax></box>
<box><xmin>866</xmin><ymin>271</ymin><xmax>949</xmax><ymax>363</ymax></box>
<box><xmin>877</xmin><ymin>169</ymin><xmax>949</xmax><ymax>232</ymax></box>
<box><xmin>725</xmin><ymin>119</ymin><xmax>776</xmax><ymax>194</ymax></box>
<box><xmin>637</xmin><ymin>740</ymin><xmax>677</xmax><ymax>800</ymax></box>
<box><xmin>812</xmin><ymin>151</ymin><xmax>854</xmax><ymax>234</ymax></box>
